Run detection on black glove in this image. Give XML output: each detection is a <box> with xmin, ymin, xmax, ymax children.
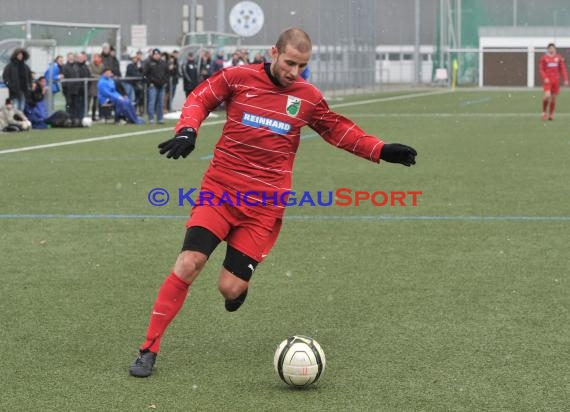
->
<box><xmin>380</xmin><ymin>143</ymin><xmax>417</xmax><ymax>167</ymax></box>
<box><xmin>158</xmin><ymin>127</ymin><xmax>197</xmax><ymax>159</ymax></box>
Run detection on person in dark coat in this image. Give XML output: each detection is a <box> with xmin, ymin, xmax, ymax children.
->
<box><xmin>143</xmin><ymin>48</ymin><xmax>169</xmax><ymax>124</ymax></box>
<box><xmin>125</xmin><ymin>52</ymin><xmax>144</xmax><ymax>115</ymax></box>
<box><xmin>101</xmin><ymin>43</ymin><xmax>121</xmax><ymax>77</ymax></box>
<box><xmin>61</xmin><ymin>53</ymin><xmax>78</xmax><ymax>117</ymax></box>
<box><xmin>181</xmin><ymin>52</ymin><xmax>199</xmax><ymax>97</ymax></box>
<box><xmin>75</xmin><ymin>52</ymin><xmax>92</xmax><ymax>124</ymax></box>
<box><xmin>165</xmin><ymin>50</ymin><xmax>180</xmax><ymax>111</ymax></box>
<box><xmin>2</xmin><ymin>48</ymin><xmax>33</xmax><ymax>111</ymax></box>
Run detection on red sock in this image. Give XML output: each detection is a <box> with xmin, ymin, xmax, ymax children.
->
<box><xmin>141</xmin><ymin>272</ymin><xmax>190</xmax><ymax>353</ymax></box>
<box><xmin>549</xmin><ymin>99</ymin><xmax>556</xmax><ymax>116</ymax></box>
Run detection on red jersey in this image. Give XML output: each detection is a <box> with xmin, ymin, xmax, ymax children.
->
<box><xmin>539</xmin><ymin>53</ymin><xmax>568</xmax><ymax>82</ymax></box>
<box><xmin>175</xmin><ymin>63</ymin><xmax>385</xmax><ymax>217</ymax></box>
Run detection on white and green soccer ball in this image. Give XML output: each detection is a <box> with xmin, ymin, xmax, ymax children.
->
<box><xmin>273</xmin><ymin>335</ymin><xmax>326</xmax><ymax>387</ymax></box>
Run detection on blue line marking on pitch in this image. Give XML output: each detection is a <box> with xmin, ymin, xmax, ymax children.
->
<box><xmin>0</xmin><ymin>214</ymin><xmax>569</xmax><ymax>222</ymax></box>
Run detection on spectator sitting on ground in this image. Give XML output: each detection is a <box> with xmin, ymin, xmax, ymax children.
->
<box><xmin>98</xmin><ymin>68</ymin><xmax>144</xmax><ymax>124</ymax></box>
<box><xmin>0</xmin><ymin>98</ymin><xmax>32</xmax><ymax>132</ymax></box>
<box><xmin>25</xmin><ymin>77</ymin><xmax>85</xmax><ymax>129</ymax></box>
<box><xmin>25</xmin><ymin>76</ymin><xmax>49</xmax><ymax>129</ymax></box>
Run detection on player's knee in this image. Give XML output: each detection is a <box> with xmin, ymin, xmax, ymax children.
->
<box><xmin>174</xmin><ymin>251</ymin><xmax>207</xmax><ymax>282</ymax></box>
<box><xmin>218</xmin><ymin>278</ymin><xmax>247</xmax><ymax>300</ymax></box>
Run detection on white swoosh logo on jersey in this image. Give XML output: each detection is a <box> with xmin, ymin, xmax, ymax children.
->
<box><xmin>245</xmin><ymin>92</ymin><xmax>258</xmax><ymax>98</ymax></box>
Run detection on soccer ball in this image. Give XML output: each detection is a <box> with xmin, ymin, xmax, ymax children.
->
<box><xmin>81</xmin><ymin>117</ymin><xmax>93</xmax><ymax>127</ymax></box>
<box><xmin>273</xmin><ymin>335</ymin><xmax>326</xmax><ymax>387</ymax></box>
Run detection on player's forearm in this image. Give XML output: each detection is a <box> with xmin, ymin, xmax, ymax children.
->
<box><xmin>176</xmin><ymin>71</ymin><xmax>230</xmax><ymax>133</ymax></box>
<box><xmin>175</xmin><ymin>94</ymin><xmax>210</xmax><ymax>133</ymax></box>
<box><xmin>343</xmin><ymin>134</ymin><xmax>385</xmax><ymax>163</ymax></box>
<box><xmin>311</xmin><ymin>109</ymin><xmax>384</xmax><ymax>162</ymax></box>
<box><xmin>314</xmin><ymin>124</ymin><xmax>384</xmax><ymax>162</ymax></box>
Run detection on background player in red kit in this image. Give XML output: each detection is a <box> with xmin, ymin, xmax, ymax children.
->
<box><xmin>129</xmin><ymin>28</ymin><xmax>418</xmax><ymax>377</ymax></box>
<box><xmin>539</xmin><ymin>43</ymin><xmax>569</xmax><ymax>121</ymax></box>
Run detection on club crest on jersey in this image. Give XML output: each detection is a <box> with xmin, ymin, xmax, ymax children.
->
<box><xmin>286</xmin><ymin>96</ymin><xmax>301</xmax><ymax>117</ymax></box>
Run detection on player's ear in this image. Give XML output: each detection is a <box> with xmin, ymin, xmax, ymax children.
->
<box><xmin>270</xmin><ymin>46</ymin><xmax>278</xmax><ymax>61</ymax></box>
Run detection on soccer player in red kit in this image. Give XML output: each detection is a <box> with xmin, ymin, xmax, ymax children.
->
<box><xmin>540</xmin><ymin>43</ymin><xmax>569</xmax><ymax>121</ymax></box>
<box><xmin>129</xmin><ymin>28</ymin><xmax>417</xmax><ymax>377</ymax></box>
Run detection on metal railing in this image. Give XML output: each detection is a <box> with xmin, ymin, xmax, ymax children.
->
<box><xmin>50</xmin><ymin>76</ymin><xmax>180</xmax><ymax>118</ymax></box>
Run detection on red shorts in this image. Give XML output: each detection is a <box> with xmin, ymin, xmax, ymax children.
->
<box><xmin>186</xmin><ymin>200</ymin><xmax>283</xmax><ymax>263</ymax></box>
<box><xmin>543</xmin><ymin>78</ymin><xmax>560</xmax><ymax>95</ymax></box>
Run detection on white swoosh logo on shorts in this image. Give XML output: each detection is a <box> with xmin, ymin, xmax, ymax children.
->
<box><xmin>245</xmin><ymin>93</ymin><xmax>258</xmax><ymax>98</ymax></box>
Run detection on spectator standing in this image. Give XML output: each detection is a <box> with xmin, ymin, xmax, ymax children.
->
<box><xmin>165</xmin><ymin>50</ymin><xmax>180</xmax><ymax>112</ymax></box>
<box><xmin>211</xmin><ymin>50</ymin><xmax>225</xmax><ymax>74</ymax></box>
<box><xmin>75</xmin><ymin>52</ymin><xmax>92</xmax><ymax>124</ymax></box>
<box><xmin>89</xmin><ymin>53</ymin><xmax>105</xmax><ymax>121</ymax></box>
<box><xmin>61</xmin><ymin>53</ymin><xmax>80</xmax><ymax>121</ymax></box>
<box><xmin>300</xmin><ymin>65</ymin><xmax>310</xmax><ymax>81</ymax></box>
<box><xmin>2</xmin><ymin>48</ymin><xmax>33</xmax><ymax>111</ymax></box>
<box><xmin>199</xmin><ymin>50</ymin><xmax>212</xmax><ymax>82</ymax></box>
<box><xmin>143</xmin><ymin>48</ymin><xmax>169</xmax><ymax>124</ymax></box>
<box><xmin>44</xmin><ymin>55</ymin><xmax>64</xmax><ymax>96</ymax></box>
<box><xmin>126</xmin><ymin>51</ymin><xmax>145</xmax><ymax>115</ymax></box>
<box><xmin>224</xmin><ymin>52</ymin><xmax>245</xmax><ymax>68</ymax></box>
<box><xmin>101</xmin><ymin>43</ymin><xmax>121</xmax><ymax>77</ymax></box>
<box><xmin>181</xmin><ymin>52</ymin><xmax>199</xmax><ymax>97</ymax></box>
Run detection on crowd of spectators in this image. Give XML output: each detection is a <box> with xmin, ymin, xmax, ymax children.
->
<box><xmin>1</xmin><ymin>44</ymin><xmax>302</xmax><ymax>132</ymax></box>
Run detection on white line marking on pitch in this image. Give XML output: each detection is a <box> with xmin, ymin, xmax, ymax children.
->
<box><xmin>330</xmin><ymin>89</ymin><xmax>450</xmax><ymax>109</ymax></box>
<box><xmin>0</xmin><ymin>121</ymin><xmax>225</xmax><ymax>155</ymax></box>
<box><xmin>0</xmin><ymin>90</ymin><xmax>450</xmax><ymax>155</ymax></box>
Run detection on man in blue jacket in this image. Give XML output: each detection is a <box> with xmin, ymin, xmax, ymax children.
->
<box><xmin>98</xmin><ymin>68</ymin><xmax>144</xmax><ymax>124</ymax></box>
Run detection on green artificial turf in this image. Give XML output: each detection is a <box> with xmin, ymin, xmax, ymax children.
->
<box><xmin>1</xmin><ymin>89</ymin><xmax>569</xmax><ymax>411</ymax></box>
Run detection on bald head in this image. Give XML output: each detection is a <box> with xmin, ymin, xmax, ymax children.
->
<box><xmin>275</xmin><ymin>28</ymin><xmax>312</xmax><ymax>54</ymax></box>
